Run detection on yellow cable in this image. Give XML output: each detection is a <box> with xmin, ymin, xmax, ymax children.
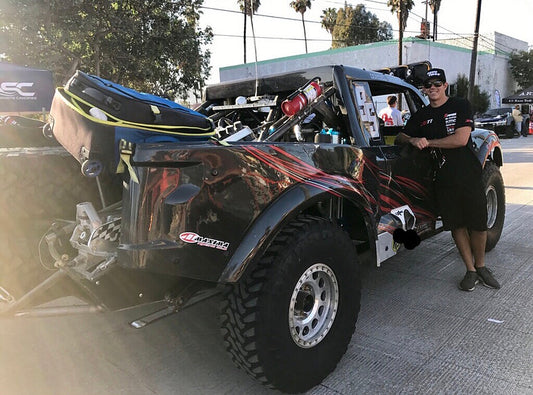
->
<box><xmin>56</xmin><ymin>88</ymin><xmax>214</xmax><ymax>136</ymax></box>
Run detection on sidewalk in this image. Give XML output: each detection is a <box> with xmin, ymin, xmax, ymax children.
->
<box><xmin>0</xmin><ymin>137</ymin><xmax>531</xmax><ymax>395</ymax></box>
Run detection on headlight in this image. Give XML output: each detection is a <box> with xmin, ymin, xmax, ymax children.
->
<box><xmin>493</xmin><ymin>120</ymin><xmax>506</xmax><ymax>126</ymax></box>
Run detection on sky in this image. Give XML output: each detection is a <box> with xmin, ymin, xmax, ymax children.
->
<box><xmin>199</xmin><ymin>0</ymin><xmax>533</xmax><ymax>84</ymax></box>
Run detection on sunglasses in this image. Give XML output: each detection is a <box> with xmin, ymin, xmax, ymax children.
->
<box><xmin>424</xmin><ymin>81</ymin><xmax>444</xmax><ymax>89</ymax></box>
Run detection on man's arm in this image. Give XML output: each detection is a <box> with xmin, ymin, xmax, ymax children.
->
<box><xmin>395</xmin><ymin>132</ymin><xmax>428</xmax><ymax>149</ymax></box>
<box><xmin>427</xmin><ymin>126</ymin><xmax>471</xmax><ymax>149</ymax></box>
<box><xmin>395</xmin><ymin>132</ymin><xmax>412</xmax><ymax>145</ymax></box>
<box><xmin>395</xmin><ymin>127</ymin><xmax>471</xmax><ymax>149</ymax></box>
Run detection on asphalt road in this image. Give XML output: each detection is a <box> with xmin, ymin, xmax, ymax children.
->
<box><xmin>0</xmin><ymin>136</ymin><xmax>532</xmax><ymax>395</ymax></box>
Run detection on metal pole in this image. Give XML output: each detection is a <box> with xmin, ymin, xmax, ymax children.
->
<box><xmin>398</xmin><ymin>6</ymin><xmax>403</xmax><ymax>65</ymax></box>
<box><xmin>422</xmin><ymin>0</ymin><xmax>429</xmax><ymax>39</ymax></box>
<box><xmin>468</xmin><ymin>0</ymin><xmax>482</xmax><ymax>103</ymax></box>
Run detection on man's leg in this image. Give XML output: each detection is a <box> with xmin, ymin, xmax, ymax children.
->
<box><xmin>470</xmin><ymin>229</ymin><xmax>500</xmax><ymax>288</ymax></box>
<box><xmin>451</xmin><ymin>227</ymin><xmax>475</xmax><ymax>271</ymax></box>
<box><xmin>470</xmin><ymin>230</ymin><xmax>487</xmax><ymax>268</ymax></box>
<box><xmin>452</xmin><ymin>228</ymin><xmax>481</xmax><ymax>291</ymax></box>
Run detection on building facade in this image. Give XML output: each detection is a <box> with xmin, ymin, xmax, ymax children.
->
<box><xmin>218</xmin><ymin>33</ymin><xmax>528</xmax><ymax>109</ymax></box>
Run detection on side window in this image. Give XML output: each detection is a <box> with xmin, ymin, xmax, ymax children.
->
<box><xmin>371</xmin><ymin>88</ymin><xmax>422</xmax><ymax>146</ymax></box>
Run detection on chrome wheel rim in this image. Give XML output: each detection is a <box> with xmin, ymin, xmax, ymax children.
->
<box><xmin>288</xmin><ymin>263</ymin><xmax>339</xmax><ymax>348</ymax></box>
<box><xmin>486</xmin><ymin>185</ymin><xmax>498</xmax><ymax>228</ymax></box>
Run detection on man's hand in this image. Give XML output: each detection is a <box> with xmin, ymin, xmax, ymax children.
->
<box><xmin>409</xmin><ymin>137</ymin><xmax>429</xmax><ymax>150</ymax></box>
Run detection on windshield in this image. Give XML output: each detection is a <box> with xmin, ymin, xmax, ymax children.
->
<box><xmin>482</xmin><ymin>108</ymin><xmax>512</xmax><ymax>117</ymax></box>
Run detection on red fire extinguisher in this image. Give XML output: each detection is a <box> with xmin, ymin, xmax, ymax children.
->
<box><xmin>281</xmin><ymin>78</ymin><xmax>322</xmax><ymax>116</ymax></box>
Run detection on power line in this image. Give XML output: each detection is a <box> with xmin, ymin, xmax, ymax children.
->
<box><xmin>324</xmin><ymin>0</ymin><xmax>388</xmax><ymax>6</ymax></box>
<box><xmin>201</xmin><ymin>3</ymin><xmax>521</xmax><ymax>56</ymax></box>
<box><xmin>201</xmin><ymin>4</ymin><xmax>420</xmax><ymax>36</ymax></box>
<box><xmin>213</xmin><ymin>33</ymin><xmax>400</xmax><ymax>44</ymax></box>
<box><xmin>201</xmin><ymin>6</ymin><xmax>323</xmax><ymax>25</ymax></box>
<box><xmin>213</xmin><ymin>33</ymin><xmax>331</xmax><ymax>42</ymax></box>
<box><xmin>407</xmin><ymin>4</ymin><xmax>526</xmax><ymax>55</ymax></box>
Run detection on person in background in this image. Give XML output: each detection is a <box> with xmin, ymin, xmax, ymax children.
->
<box><xmin>396</xmin><ymin>68</ymin><xmax>500</xmax><ymax>292</ymax></box>
<box><xmin>512</xmin><ymin>104</ymin><xmax>523</xmax><ymax>137</ymax></box>
<box><xmin>379</xmin><ymin>95</ymin><xmax>403</xmax><ymax>126</ymax></box>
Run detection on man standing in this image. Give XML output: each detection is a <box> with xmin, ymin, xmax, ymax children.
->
<box><xmin>396</xmin><ymin>68</ymin><xmax>500</xmax><ymax>291</ymax></box>
<box><xmin>512</xmin><ymin>105</ymin><xmax>523</xmax><ymax>137</ymax></box>
<box><xmin>379</xmin><ymin>95</ymin><xmax>404</xmax><ymax>126</ymax></box>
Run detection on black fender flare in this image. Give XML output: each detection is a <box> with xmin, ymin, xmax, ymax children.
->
<box><xmin>471</xmin><ymin>129</ymin><xmax>503</xmax><ymax>167</ymax></box>
<box><xmin>218</xmin><ymin>183</ymin><xmax>375</xmax><ymax>283</ymax></box>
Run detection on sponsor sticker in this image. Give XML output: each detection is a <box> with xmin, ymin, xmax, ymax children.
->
<box><xmin>179</xmin><ymin>232</ymin><xmax>229</xmax><ymax>251</ymax></box>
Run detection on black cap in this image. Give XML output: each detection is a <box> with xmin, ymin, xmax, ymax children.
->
<box><xmin>424</xmin><ymin>68</ymin><xmax>446</xmax><ymax>83</ymax></box>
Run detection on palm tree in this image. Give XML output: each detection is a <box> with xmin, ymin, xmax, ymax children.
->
<box><xmin>429</xmin><ymin>0</ymin><xmax>441</xmax><ymax>41</ymax></box>
<box><xmin>238</xmin><ymin>0</ymin><xmax>261</xmax><ymax>63</ymax></box>
<box><xmin>320</xmin><ymin>7</ymin><xmax>337</xmax><ymax>47</ymax></box>
<box><xmin>290</xmin><ymin>0</ymin><xmax>313</xmax><ymax>54</ymax></box>
<box><xmin>387</xmin><ymin>0</ymin><xmax>414</xmax><ymax>65</ymax></box>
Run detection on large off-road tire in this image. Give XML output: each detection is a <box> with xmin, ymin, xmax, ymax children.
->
<box><xmin>220</xmin><ymin>216</ymin><xmax>361</xmax><ymax>393</ymax></box>
<box><xmin>483</xmin><ymin>162</ymin><xmax>505</xmax><ymax>252</ymax></box>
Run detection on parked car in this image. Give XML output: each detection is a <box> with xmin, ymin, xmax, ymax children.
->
<box><xmin>474</xmin><ymin>107</ymin><xmax>529</xmax><ymax>138</ymax></box>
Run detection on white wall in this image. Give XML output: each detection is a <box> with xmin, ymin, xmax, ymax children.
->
<box><xmin>219</xmin><ymin>32</ymin><xmax>523</xmax><ymax>109</ymax></box>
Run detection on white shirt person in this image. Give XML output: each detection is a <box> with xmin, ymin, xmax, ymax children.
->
<box><xmin>379</xmin><ymin>95</ymin><xmax>403</xmax><ymax>126</ymax></box>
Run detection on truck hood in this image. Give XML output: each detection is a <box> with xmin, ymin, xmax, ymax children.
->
<box><xmin>475</xmin><ymin>114</ymin><xmax>507</xmax><ymax>123</ymax></box>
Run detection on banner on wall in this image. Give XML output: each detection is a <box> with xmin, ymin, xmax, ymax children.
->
<box><xmin>0</xmin><ymin>62</ymin><xmax>54</xmax><ymax>113</ymax></box>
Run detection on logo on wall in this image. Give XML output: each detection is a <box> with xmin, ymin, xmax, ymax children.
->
<box><xmin>0</xmin><ymin>82</ymin><xmax>37</xmax><ymax>99</ymax></box>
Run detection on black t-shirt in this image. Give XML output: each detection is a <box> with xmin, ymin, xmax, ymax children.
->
<box><xmin>404</xmin><ymin>96</ymin><xmax>480</xmax><ymax>187</ymax></box>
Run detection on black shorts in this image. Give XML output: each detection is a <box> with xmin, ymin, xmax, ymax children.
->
<box><xmin>435</xmin><ymin>181</ymin><xmax>487</xmax><ymax>231</ymax></box>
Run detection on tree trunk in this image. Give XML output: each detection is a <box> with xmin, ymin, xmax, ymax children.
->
<box><xmin>433</xmin><ymin>11</ymin><xmax>438</xmax><ymax>40</ymax></box>
<box><xmin>250</xmin><ymin>13</ymin><xmax>259</xmax><ymax>96</ymax></box>
<box><xmin>64</xmin><ymin>58</ymin><xmax>80</xmax><ymax>84</ymax></box>
<box><xmin>95</xmin><ymin>41</ymin><xmax>100</xmax><ymax>76</ymax></box>
<box><xmin>301</xmin><ymin>14</ymin><xmax>308</xmax><ymax>54</ymax></box>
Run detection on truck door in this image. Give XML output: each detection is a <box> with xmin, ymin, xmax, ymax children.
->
<box><xmin>373</xmin><ymin>89</ymin><xmax>437</xmax><ymax>233</ymax></box>
<box><xmin>348</xmin><ymin>80</ymin><xmax>437</xmax><ymax>258</ymax></box>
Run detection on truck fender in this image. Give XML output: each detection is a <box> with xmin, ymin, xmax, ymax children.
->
<box><xmin>218</xmin><ymin>183</ymin><xmax>374</xmax><ymax>283</ymax></box>
<box><xmin>471</xmin><ymin>129</ymin><xmax>503</xmax><ymax>167</ymax></box>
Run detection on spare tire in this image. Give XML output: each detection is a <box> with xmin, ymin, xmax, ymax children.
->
<box><xmin>0</xmin><ymin>146</ymin><xmax>121</xmax><ymax>297</ymax></box>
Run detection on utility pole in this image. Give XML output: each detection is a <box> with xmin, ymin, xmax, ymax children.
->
<box><xmin>398</xmin><ymin>6</ymin><xmax>403</xmax><ymax>65</ymax></box>
<box><xmin>422</xmin><ymin>0</ymin><xmax>429</xmax><ymax>39</ymax></box>
<box><xmin>468</xmin><ymin>0</ymin><xmax>482</xmax><ymax>103</ymax></box>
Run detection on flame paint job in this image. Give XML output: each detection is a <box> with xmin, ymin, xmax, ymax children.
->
<box><xmin>118</xmin><ymin>141</ymin><xmax>439</xmax><ymax>281</ymax></box>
